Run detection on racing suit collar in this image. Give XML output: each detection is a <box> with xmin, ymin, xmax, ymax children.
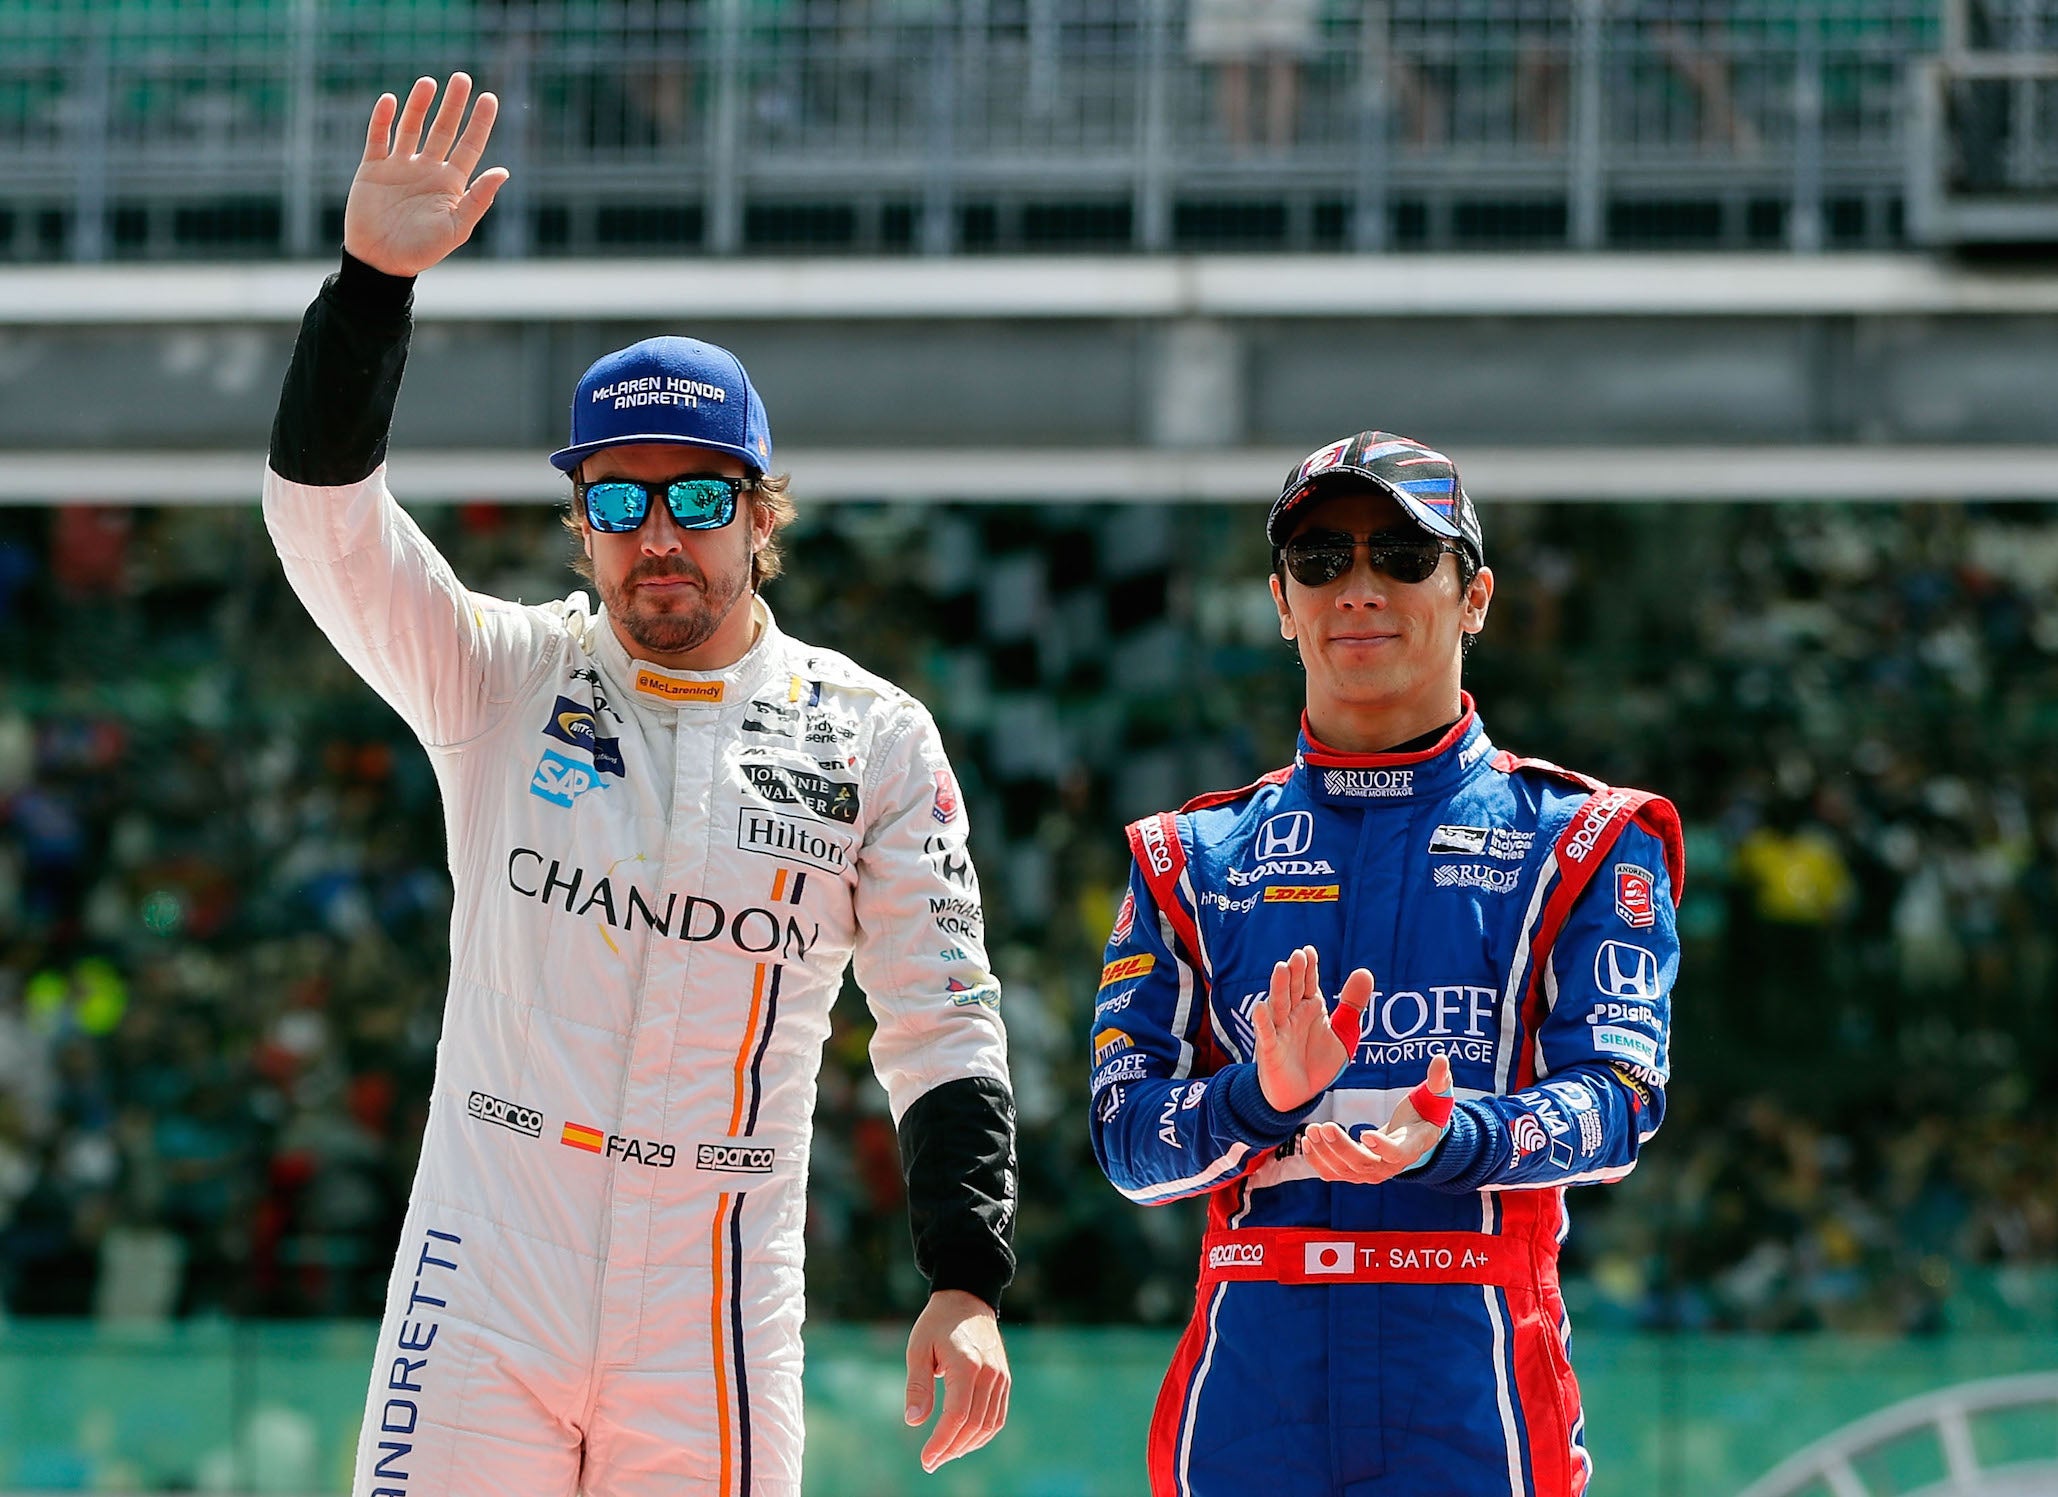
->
<box><xmin>593</xmin><ymin>593</ymin><xmax>785</xmax><ymax>710</ymax></box>
<box><xmin>1295</xmin><ymin>692</ymin><xmax>1494</xmax><ymax>806</ymax></box>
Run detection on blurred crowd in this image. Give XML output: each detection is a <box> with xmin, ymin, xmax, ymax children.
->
<box><xmin>0</xmin><ymin>495</ymin><xmax>2054</xmax><ymax>1334</ymax></box>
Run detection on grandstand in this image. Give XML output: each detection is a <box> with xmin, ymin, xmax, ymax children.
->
<box><xmin>1</xmin><ymin>3</ymin><xmax>2056</xmax><ymax>1494</ymax></box>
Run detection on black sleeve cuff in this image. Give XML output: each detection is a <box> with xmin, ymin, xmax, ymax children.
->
<box><xmin>898</xmin><ymin>1075</ymin><xmax>1016</xmax><ymax>1310</ymax></box>
<box><xmin>332</xmin><ymin>249</ymin><xmax>417</xmax><ymax>318</ymax></box>
<box><xmin>267</xmin><ymin>251</ymin><xmax>418</xmax><ymax>487</ymax></box>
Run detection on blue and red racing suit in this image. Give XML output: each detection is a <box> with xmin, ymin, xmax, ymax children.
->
<box><xmin>1089</xmin><ymin>698</ymin><xmax>1682</xmax><ymax>1497</ymax></box>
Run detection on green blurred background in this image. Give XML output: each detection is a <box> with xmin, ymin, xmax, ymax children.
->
<box><xmin>4</xmin><ymin>1316</ymin><xmax>2057</xmax><ymax>1494</ymax></box>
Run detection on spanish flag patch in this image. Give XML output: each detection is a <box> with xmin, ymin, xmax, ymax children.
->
<box><xmin>561</xmin><ymin>1121</ymin><xmax>605</xmax><ymax>1153</ymax></box>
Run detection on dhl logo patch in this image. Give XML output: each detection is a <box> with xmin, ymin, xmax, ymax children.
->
<box><xmin>1100</xmin><ymin>954</ymin><xmax>1155</xmax><ymax>988</ymax></box>
<box><xmin>1263</xmin><ymin>885</ymin><xmax>1340</xmax><ymax>903</ymax></box>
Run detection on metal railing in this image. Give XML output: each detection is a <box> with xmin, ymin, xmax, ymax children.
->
<box><xmin>1907</xmin><ymin>0</ymin><xmax>2058</xmax><ymax>242</ymax></box>
<box><xmin>0</xmin><ymin>1</ymin><xmax>1951</xmax><ymax>259</ymax></box>
<box><xmin>1735</xmin><ymin>1372</ymin><xmax>2058</xmax><ymax>1497</ymax></box>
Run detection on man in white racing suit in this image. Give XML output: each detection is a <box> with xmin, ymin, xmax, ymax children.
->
<box><xmin>263</xmin><ymin>74</ymin><xmax>1015</xmax><ymax>1496</ymax></box>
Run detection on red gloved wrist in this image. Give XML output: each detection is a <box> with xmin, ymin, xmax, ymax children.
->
<box><xmin>1407</xmin><ymin>1080</ymin><xmax>1455</xmax><ymax>1129</ymax></box>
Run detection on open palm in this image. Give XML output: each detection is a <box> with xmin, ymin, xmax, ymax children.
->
<box><xmin>1254</xmin><ymin>946</ymin><xmax>1373</xmax><ymax>1114</ymax></box>
<box><xmin>344</xmin><ymin>73</ymin><xmax>508</xmax><ymax>277</ymax></box>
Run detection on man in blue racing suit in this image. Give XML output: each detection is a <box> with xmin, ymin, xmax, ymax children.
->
<box><xmin>1089</xmin><ymin>432</ymin><xmax>1682</xmax><ymax>1497</ymax></box>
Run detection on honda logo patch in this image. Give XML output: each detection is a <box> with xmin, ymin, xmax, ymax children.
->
<box><xmin>1255</xmin><ymin>811</ymin><xmax>1314</xmax><ymax>862</ymax></box>
<box><xmin>1594</xmin><ymin>940</ymin><xmax>1660</xmax><ymax>1000</ymax></box>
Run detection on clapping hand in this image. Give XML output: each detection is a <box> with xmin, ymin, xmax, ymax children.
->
<box><xmin>1253</xmin><ymin>945</ymin><xmax>1373</xmax><ymax>1114</ymax></box>
<box><xmin>344</xmin><ymin>73</ymin><xmax>508</xmax><ymax>277</ymax></box>
<box><xmin>1299</xmin><ymin>1054</ymin><xmax>1455</xmax><ymax>1185</ymax></box>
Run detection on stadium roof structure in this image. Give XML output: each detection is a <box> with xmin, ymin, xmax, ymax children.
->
<box><xmin>2</xmin><ymin>445</ymin><xmax>2056</xmax><ymax>507</ymax></box>
<box><xmin>8</xmin><ymin>254</ymin><xmax>2058</xmax><ymax>326</ymax></box>
<box><xmin>6</xmin><ymin>252</ymin><xmax>2058</xmax><ymax>504</ymax></box>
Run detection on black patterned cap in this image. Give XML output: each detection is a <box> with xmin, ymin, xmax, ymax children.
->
<box><xmin>1268</xmin><ymin>431</ymin><xmax>1484</xmax><ymax>566</ymax></box>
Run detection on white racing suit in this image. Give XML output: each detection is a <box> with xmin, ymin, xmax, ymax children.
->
<box><xmin>264</xmin><ymin>256</ymin><xmax>1015</xmax><ymax>1497</ymax></box>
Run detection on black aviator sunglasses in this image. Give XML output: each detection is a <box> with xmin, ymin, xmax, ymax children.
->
<box><xmin>1279</xmin><ymin>529</ymin><xmax>1464</xmax><ymax>589</ymax></box>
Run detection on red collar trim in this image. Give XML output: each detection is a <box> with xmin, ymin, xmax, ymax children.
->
<box><xmin>1299</xmin><ymin>693</ymin><xmax>1477</xmax><ymax>767</ymax></box>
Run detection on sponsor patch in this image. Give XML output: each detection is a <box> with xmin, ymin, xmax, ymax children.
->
<box><xmin>1094</xmin><ymin>988</ymin><xmax>1136</xmax><ymax>1019</ymax></box>
<box><xmin>1091</xmin><ymin>1050</ymin><xmax>1150</xmax><ymax>1091</ymax></box>
<box><xmin>1576</xmin><ymin>1110</ymin><xmax>1604</xmax><ymax>1156</ymax></box>
<box><xmin>1255</xmin><ymin>811</ymin><xmax>1314</xmax><ymax>861</ymax></box>
<box><xmin>634</xmin><ymin>669</ymin><xmax>723</xmax><ymax>705</ymax></box>
<box><xmin>1428</xmin><ymin>824</ymin><xmax>1489</xmax><ymax>855</ymax></box>
<box><xmin>1586</xmin><ymin>1001</ymin><xmax>1661</xmax><ymax>1028</ymax></box>
<box><xmin>1429</xmin><ymin>824</ymin><xmax>1533</xmax><ymax>861</ymax></box>
<box><xmin>1510</xmin><ymin>1112</ymin><xmax>1548</xmax><ymax>1157</ymax></box>
<box><xmin>696</xmin><ymin>1142</ymin><xmax>775</xmax><ymax>1175</ymax></box>
<box><xmin>561</xmin><ymin>1121</ymin><xmax>605</xmax><ymax>1154</ymax></box>
<box><xmin>1137</xmin><ymin>817</ymin><xmax>1175</xmax><ymax>877</ymax></box>
<box><xmin>736</xmin><ymin>810</ymin><xmax>853</xmax><ymax>874</ymax></box>
<box><xmin>1322</xmin><ymin>768</ymin><xmax>1413</xmax><ymax>799</ymax></box>
<box><xmin>740</xmin><ymin>760</ymin><xmax>860</xmax><ymax>824</ymax></box>
<box><xmin>1263</xmin><ymin>884</ymin><xmax>1340</xmax><ymax>903</ymax></box>
<box><xmin>530</xmin><ymin>749</ymin><xmax>608</xmax><ymax>808</ymax></box>
<box><xmin>931</xmin><ymin>768</ymin><xmax>961</xmax><ymax>825</ymax></box>
<box><xmin>1111</xmin><ymin>890</ymin><xmax>1136</xmax><ymax>943</ymax></box>
<box><xmin>923</xmin><ymin>835</ymin><xmax>975</xmax><ymax>888</ymax></box>
<box><xmin>1489</xmin><ymin>828</ymin><xmax>1535</xmax><ymax>860</ymax></box>
<box><xmin>1297</xmin><ymin>437</ymin><xmax>1353</xmax><ymax>483</ymax></box>
<box><xmin>1096</xmin><ymin>1084</ymin><xmax>1126</xmax><ymax>1124</ymax></box>
<box><xmin>1157</xmin><ymin>1093</ymin><xmax>1183</xmax><ymax>1148</ymax></box>
<box><xmin>1564</xmin><ymin>789</ymin><xmax>1633</xmax><ymax>863</ymax></box>
<box><xmin>467</xmin><ymin>1090</ymin><xmax>542</xmax><ymax>1138</ymax></box>
<box><xmin>742</xmin><ymin>699</ymin><xmax>800</xmax><ymax>735</ymax></box>
<box><xmin>1615</xmin><ymin>864</ymin><xmax>1656</xmax><ymax>929</ymax></box>
<box><xmin>1432</xmin><ymin>863</ymin><xmax>1521</xmax><ymax>894</ymax></box>
<box><xmin>947</xmin><ymin>976</ymin><xmax>1001</xmax><ymax>1010</ymax></box>
<box><xmin>930</xmin><ymin>895</ymin><xmax>982</xmax><ymax>939</ymax></box>
<box><xmin>1100</xmin><ymin>953</ymin><xmax>1156</xmax><ymax>988</ymax></box>
<box><xmin>1608</xmin><ymin>1063</ymin><xmax>1656</xmax><ymax>1111</ymax></box>
<box><xmin>1092</xmin><ymin>1028</ymin><xmax>1134</xmax><ymax>1065</ymax></box>
<box><xmin>1592</xmin><ymin>1026</ymin><xmax>1660</xmax><ymax>1067</ymax></box>
<box><xmin>1211</xmin><ymin>1241</ymin><xmax>1266</xmax><ymax>1270</ymax></box>
<box><xmin>1594</xmin><ymin>940</ymin><xmax>1661</xmax><ymax>999</ymax></box>
<box><xmin>1227</xmin><ymin>858</ymin><xmax>1336</xmax><ymax>888</ymax></box>
<box><xmin>540</xmin><ymin>696</ymin><xmax>626</xmax><ymax>777</ymax></box>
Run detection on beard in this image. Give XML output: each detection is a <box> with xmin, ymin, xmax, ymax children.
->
<box><xmin>600</xmin><ymin>553</ymin><xmax>751</xmax><ymax>657</ymax></box>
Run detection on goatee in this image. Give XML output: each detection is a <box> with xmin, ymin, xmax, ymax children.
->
<box><xmin>604</xmin><ymin>560</ymin><xmax>748</xmax><ymax>657</ymax></box>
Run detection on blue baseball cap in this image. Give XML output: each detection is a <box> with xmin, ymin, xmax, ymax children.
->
<box><xmin>1268</xmin><ymin>430</ymin><xmax>1484</xmax><ymax>566</ymax></box>
<box><xmin>549</xmin><ymin>336</ymin><xmax>773</xmax><ymax>475</ymax></box>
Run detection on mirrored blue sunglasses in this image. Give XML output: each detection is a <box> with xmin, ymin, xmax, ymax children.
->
<box><xmin>577</xmin><ymin>474</ymin><xmax>747</xmax><ymax>535</ymax></box>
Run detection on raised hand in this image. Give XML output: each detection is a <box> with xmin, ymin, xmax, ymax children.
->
<box><xmin>344</xmin><ymin>74</ymin><xmax>508</xmax><ymax>277</ymax></box>
<box><xmin>1299</xmin><ymin>1054</ymin><xmax>1455</xmax><ymax>1185</ymax></box>
<box><xmin>1253</xmin><ymin>945</ymin><xmax>1373</xmax><ymax>1114</ymax></box>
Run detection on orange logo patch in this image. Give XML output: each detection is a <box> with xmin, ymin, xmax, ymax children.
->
<box><xmin>1092</xmin><ymin>1028</ymin><xmax>1133</xmax><ymax>1065</ymax></box>
<box><xmin>634</xmin><ymin>669</ymin><xmax>724</xmax><ymax>704</ymax></box>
